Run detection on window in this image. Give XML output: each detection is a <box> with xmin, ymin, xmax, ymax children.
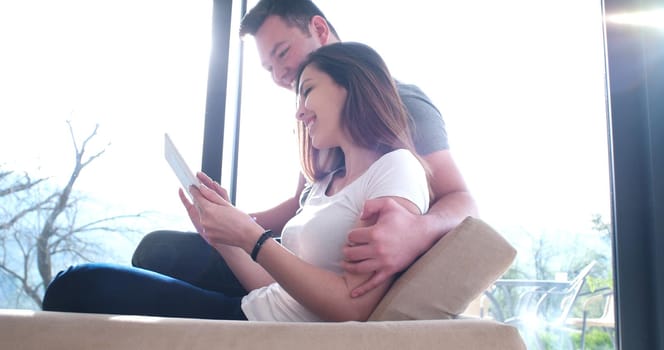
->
<box><xmin>0</xmin><ymin>0</ymin><xmax>212</xmax><ymax>309</ymax></box>
<box><xmin>234</xmin><ymin>0</ymin><xmax>613</xmax><ymax>348</ymax></box>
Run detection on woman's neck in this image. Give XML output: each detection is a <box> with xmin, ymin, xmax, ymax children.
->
<box><xmin>330</xmin><ymin>145</ymin><xmax>381</xmax><ymax>194</ymax></box>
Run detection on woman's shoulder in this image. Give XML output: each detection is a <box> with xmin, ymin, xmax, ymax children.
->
<box><xmin>367</xmin><ymin>149</ymin><xmax>423</xmax><ymax>176</ymax></box>
<box><xmin>376</xmin><ymin>148</ymin><xmax>419</xmax><ymax>165</ymax></box>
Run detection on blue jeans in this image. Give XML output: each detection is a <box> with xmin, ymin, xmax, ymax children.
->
<box><xmin>131</xmin><ymin>230</ymin><xmax>248</xmax><ymax>297</ymax></box>
<box><xmin>42</xmin><ymin>263</ymin><xmax>247</xmax><ymax>320</ymax></box>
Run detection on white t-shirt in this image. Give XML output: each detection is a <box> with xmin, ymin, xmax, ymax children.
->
<box><xmin>241</xmin><ymin>149</ymin><xmax>429</xmax><ymax>321</ymax></box>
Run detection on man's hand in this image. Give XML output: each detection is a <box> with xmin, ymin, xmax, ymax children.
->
<box><xmin>342</xmin><ymin>197</ymin><xmax>432</xmax><ymax>298</ymax></box>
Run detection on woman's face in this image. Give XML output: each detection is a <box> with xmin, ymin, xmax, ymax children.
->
<box><xmin>296</xmin><ymin>65</ymin><xmax>348</xmax><ymax>149</ymax></box>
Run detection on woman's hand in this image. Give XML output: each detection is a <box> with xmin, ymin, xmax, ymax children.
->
<box><xmin>178</xmin><ymin>172</ymin><xmax>228</xmax><ymax>234</ymax></box>
<box><xmin>185</xmin><ymin>172</ymin><xmax>263</xmax><ymax>252</ymax></box>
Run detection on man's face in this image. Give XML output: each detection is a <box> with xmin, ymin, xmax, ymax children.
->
<box><xmin>254</xmin><ymin>15</ymin><xmax>325</xmax><ymax>90</ymax></box>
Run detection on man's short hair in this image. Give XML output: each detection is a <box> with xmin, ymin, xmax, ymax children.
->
<box><xmin>239</xmin><ymin>0</ymin><xmax>339</xmax><ymax>39</ymax></box>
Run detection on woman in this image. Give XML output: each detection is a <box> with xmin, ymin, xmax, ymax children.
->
<box><xmin>43</xmin><ymin>42</ymin><xmax>430</xmax><ymax>322</ymax></box>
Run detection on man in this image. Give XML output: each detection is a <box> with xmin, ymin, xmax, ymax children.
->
<box><xmin>132</xmin><ymin>0</ymin><xmax>477</xmax><ymax>298</ymax></box>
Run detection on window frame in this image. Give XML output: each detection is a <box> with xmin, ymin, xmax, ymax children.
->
<box><xmin>603</xmin><ymin>0</ymin><xmax>664</xmax><ymax>348</ymax></box>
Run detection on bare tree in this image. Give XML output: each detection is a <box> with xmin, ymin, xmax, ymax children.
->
<box><xmin>0</xmin><ymin>122</ymin><xmax>142</xmax><ymax>308</ymax></box>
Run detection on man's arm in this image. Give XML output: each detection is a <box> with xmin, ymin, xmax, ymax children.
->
<box><xmin>250</xmin><ymin>174</ymin><xmax>307</xmax><ymax>233</ymax></box>
<box><xmin>419</xmin><ymin>149</ymin><xmax>479</xmax><ymax>244</ymax></box>
<box><xmin>343</xmin><ymin>149</ymin><xmax>478</xmax><ymax>297</ymax></box>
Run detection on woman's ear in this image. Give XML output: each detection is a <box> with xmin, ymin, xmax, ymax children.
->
<box><xmin>310</xmin><ymin>15</ymin><xmax>330</xmax><ymax>44</ymax></box>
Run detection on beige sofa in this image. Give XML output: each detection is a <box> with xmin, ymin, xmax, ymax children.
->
<box><xmin>0</xmin><ymin>217</ymin><xmax>526</xmax><ymax>349</ymax></box>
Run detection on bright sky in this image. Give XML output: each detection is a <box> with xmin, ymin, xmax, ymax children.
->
<box><xmin>0</xmin><ymin>0</ymin><xmax>613</xmax><ymax>268</ymax></box>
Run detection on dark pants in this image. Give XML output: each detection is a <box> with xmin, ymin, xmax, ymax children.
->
<box><xmin>131</xmin><ymin>230</ymin><xmax>248</xmax><ymax>297</ymax></box>
<box><xmin>42</xmin><ymin>263</ymin><xmax>247</xmax><ymax>320</ymax></box>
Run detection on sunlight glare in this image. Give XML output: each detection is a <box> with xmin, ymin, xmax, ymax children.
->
<box><xmin>607</xmin><ymin>9</ymin><xmax>664</xmax><ymax>29</ymax></box>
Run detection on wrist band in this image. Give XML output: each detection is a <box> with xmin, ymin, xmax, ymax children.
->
<box><xmin>251</xmin><ymin>230</ymin><xmax>274</xmax><ymax>261</ymax></box>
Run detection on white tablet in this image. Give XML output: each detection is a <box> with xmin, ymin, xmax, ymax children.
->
<box><xmin>164</xmin><ymin>133</ymin><xmax>200</xmax><ymax>197</ymax></box>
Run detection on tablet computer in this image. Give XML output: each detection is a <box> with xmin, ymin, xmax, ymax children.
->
<box><xmin>164</xmin><ymin>133</ymin><xmax>200</xmax><ymax>198</ymax></box>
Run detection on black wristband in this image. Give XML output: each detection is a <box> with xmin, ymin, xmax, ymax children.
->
<box><xmin>251</xmin><ymin>230</ymin><xmax>274</xmax><ymax>262</ymax></box>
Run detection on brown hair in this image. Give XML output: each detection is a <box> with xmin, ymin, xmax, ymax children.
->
<box><xmin>295</xmin><ymin>42</ymin><xmax>425</xmax><ymax>182</ymax></box>
<box><xmin>240</xmin><ymin>0</ymin><xmax>340</xmax><ymax>39</ymax></box>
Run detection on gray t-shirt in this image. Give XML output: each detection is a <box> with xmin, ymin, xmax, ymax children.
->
<box><xmin>396</xmin><ymin>82</ymin><xmax>448</xmax><ymax>155</ymax></box>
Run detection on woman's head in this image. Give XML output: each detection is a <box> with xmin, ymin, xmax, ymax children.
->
<box><xmin>295</xmin><ymin>42</ymin><xmax>416</xmax><ymax>181</ymax></box>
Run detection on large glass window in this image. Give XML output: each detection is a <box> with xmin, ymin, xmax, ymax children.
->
<box><xmin>235</xmin><ymin>1</ymin><xmax>613</xmax><ymax>348</ymax></box>
<box><xmin>0</xmin><ymin>1</ymin><xmax>211</xmax><ymax>309</ymax></box>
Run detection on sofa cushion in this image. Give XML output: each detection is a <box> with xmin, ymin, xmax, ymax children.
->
<box><xmin>369</xmin><ymin>217</ymin><xmax>516</xmax><ymax>321</ymax></box>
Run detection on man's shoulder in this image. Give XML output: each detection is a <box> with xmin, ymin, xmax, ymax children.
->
<box><xmin>395</xmin><ymin>81</ymin><xmax>438</xmax><ymax>111</ymax></box>
<box><xmin>393</xmin><ymin>79</ymin><xmax>448</xmax><ymax>154</ymax></box>
<box><xmin>396</xmin><ymin>81</ymin><xmax>429</xmax><ymax>99</ymax></box>
<box><xmin>395</xmin><ymin>80</ymin><xmax>441</xmax><ymax>117</ymax></box>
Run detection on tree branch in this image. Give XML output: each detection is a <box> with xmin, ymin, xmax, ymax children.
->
<box><xmin>37</xmin><ymin>122</ymin><xmax>106</xmax><ymax>286</ymax></box>
<box><xmin>2</xmin><ymin>121</ymin><xmax>142</xmax><ymax>309</ymax></box>
<box><xmin>0</xmin><ymin>175</ymin><xmax>48</xmax><ymax>198</ymax></box>
<box><xmin>0</xmin><ymin>193</ymin><xmax>58</xmax><ymax>231</ymax></box>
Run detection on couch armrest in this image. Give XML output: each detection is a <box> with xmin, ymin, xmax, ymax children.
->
<box><xmin>370</xmin><ymin>217</ymin><xmax>517</xmax><ymax>320</ymax></box>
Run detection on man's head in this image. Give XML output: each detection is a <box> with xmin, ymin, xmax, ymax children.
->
<box><xmin>240</xmin><ymin>0</ymin><xmax>340</xmax><ymax>90</ymax></box>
